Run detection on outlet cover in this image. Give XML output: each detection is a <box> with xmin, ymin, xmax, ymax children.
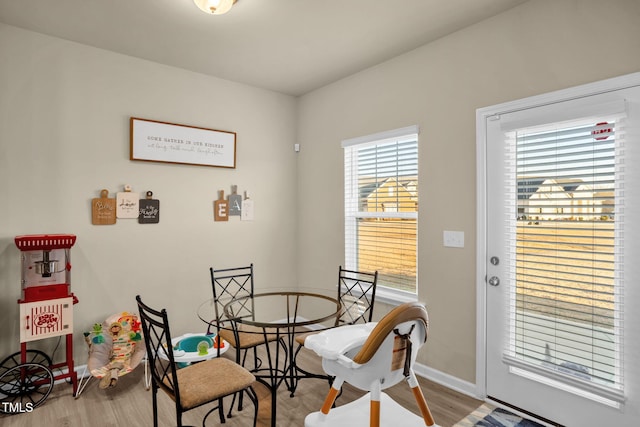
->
<box><xmin>443</xmin><ymin>230</ymin><xmax>464</xmax><ymax>248</ymax></box>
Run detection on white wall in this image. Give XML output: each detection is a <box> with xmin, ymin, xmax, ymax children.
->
<box><xmin>296</xmin><ymin>0</ymin><xmax>640</xmax><ymax>385</ymax></box>
<box><xmin>0</xmin><ymin>24</ymin><xmax>298</xmax><ymax>360</ymax></box>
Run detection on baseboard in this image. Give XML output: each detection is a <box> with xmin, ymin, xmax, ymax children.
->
<box><xmin>75</xmin><ymin>359</ymin><xmax>478</xmax><ymax>403</ymax></box>
<box><xmin>413</xmin><ymin>362</ymin><xmax>480</xmax><ymax>399</ymax></box>
<box><xmin>71</xmin><ymin>320</ymin><xmax>479</xmax><ymax>400</ymax></box>
<box><xmin>281</xmin><ymin>316</ymin><xmax>481</xmax><ymax>399</ymax></box>
<box><xmin>50</xmin><ymin>364</ymin><xmax>90</xmax><ymax>385</ymax></box>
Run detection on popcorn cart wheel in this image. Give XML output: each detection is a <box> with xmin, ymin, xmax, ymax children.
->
<box><xmin>0</xmin><ymin>355</ymin><xmax>54</xmax><ymax>414</ymax></box>
<box><xmin>0</xmin><ymin>349</ymin><xmax>52</xmax><ymax>377</ymax></box>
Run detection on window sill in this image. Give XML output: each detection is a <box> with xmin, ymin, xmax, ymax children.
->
<box><xmin>374</xmin><ymin>287</ymin><xmax>418</xmax><ymax>306</ymax></box>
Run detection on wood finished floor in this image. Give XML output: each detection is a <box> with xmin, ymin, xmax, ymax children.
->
<box><xmin>0</xmin><ymin>346</ymin><xmax>482</xmax><ymax>427</ymax></box>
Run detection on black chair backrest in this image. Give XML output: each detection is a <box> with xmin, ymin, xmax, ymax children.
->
<box><xmin>210</xmin><ymin>264</ymin><xmax>254</xmax><ymax>321</ymax></box>
<box><xmin>136</xmin><ymin>295</ymin><xmax>181</xmax><ymax>401</ymax></box>
<box><xmin>337</xmin><ymin>266</ymin><xmax>378</xmax><ymax>325</ymax></box>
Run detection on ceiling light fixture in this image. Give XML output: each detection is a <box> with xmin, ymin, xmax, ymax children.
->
<box><xmin>193</xmin><ymin>0</ymin><xmax>237</xmax><ymax>15</ymax></box>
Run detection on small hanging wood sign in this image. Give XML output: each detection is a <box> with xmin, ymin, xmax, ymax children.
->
<box><xmin>116</xmin><ymin>185</ymin><xmax>140</xmax><ymax>219</ymax></box>
<box><xmin>138</xmin><ymin>191</ymin><xmax>160</xmax><ymax>224</ymax></box>
<box><xmin>241</xmin><ymin>191</ymin><xmax>254</xmax><ymax>221</ymax></box>
<box><xmin>92</xmin><ymin>189</ymin><xmax>117</xmax><ymax>225</ymax></box>
<box><xmin>228</xmin><ymin>185</ymin><xmax>242</xmax><ymax>217</ymax></box>
<box><xmin>391</xmin><ymin>335</ymin><xmax>409</xmax><ymax>371</ymax></box>
<box><xmin>214</xmin><ymin>190</ymin><xmax>229</xmax><ymax>221</ymax></box>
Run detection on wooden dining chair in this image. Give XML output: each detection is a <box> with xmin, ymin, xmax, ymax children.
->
<box><xmin>136</xmin><ymin>295</ymin><xmax>258</xmax><ymax>427</ymax></box>
<box><xmin>289</xmin><ymin>266</ymin><xmax>378</xmax><ymax>396</ymax></box>
<box><xmin>208</xmin><ymin>264</ymin><xmax>281</xmax><ymax>371</ymax></box>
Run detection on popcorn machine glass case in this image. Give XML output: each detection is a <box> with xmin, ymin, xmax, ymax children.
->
<box><xmin>16</xmin><ymin>234</ymin><xmax>76</xmax><ymax>303</ymax></box>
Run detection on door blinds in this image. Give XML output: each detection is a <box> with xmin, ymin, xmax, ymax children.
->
<box><xmin>502</xmin><ymin>112</ymin><xmax>626</xmax><ymax>403</ymax></box>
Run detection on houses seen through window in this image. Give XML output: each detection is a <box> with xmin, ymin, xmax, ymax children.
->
<box><xmin>343</xmin><ymin>126</ymin><xmax>418</xmax><ymax>295</ymax></box>
<box><xmin>507</xmin><ymin>116</ymin><xmax>623</xmax><ymax>398</ymax></box>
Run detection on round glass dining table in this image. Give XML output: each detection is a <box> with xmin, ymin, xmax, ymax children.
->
<box><xmin>197</xmin><ymin>289</ymin><xmax>342</xmax><ymax>427</ymax></box>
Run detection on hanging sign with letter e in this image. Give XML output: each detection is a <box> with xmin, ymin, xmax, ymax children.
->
<box><xmin>214</xmin><ymin>190</ymin><xmax>229</xmax><ymax>221</ymax></box>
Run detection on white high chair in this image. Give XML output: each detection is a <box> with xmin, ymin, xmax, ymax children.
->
<box><xmin>304</xmin><ymin>301</ymin><xmax>438</xmax><ymax>427</ymax></box>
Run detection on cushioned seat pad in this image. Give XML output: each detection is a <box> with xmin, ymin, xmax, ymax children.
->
<box><xmin>218</xmin><ymin>324</ymin><xmax>279</xmax><ymax>349</ymax></box>
<box><xmin>169</xmin><ymin>358</ymin><xmax>255</xmax><ymax>410</ymax></box>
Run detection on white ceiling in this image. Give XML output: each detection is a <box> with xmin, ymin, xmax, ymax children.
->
<box><xmin>0</xmin><ymin>0</ymin><xmax>527</xmax><ymax>96</ymax></box>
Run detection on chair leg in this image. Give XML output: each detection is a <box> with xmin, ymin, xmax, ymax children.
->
<box><xmin>238</xmin><ymin>387</ymin><xmax>245</xmax><ymax>412</ymax></box>
<box><xmin>369</xmin><ymin>381</ymin><xmax>381</xmax><ymax>427</ymax></box>
<box><xmin>245</xmin><ymin>386</ymin><xmax>259</xmax><ymax>427</ymax></box>
<box><xmin>228</xmin><ymin>391</ymin><xmax>239</xmax><ymax>418</ymax></box>
<box><xmin>236</xmin><ymin>347</ymin><xmax>259</xmax><ymax>412</ymax></box>
<box><xmin>408</xmin><ymin>372</ymin><xmax>436</xmax><ymax>426</ymax></box>
<box><xmin>217</xmin><ymin>398</ymin><xmax>226</xmax><ymax>423</ymax></box>
<box><xmin>176</xmin><ymin>407</ymin><xmax>183</xmax><ymax>426</ymax></box>
<box><xmin>320</xmin><ymin>378</ymin><xmax>343</xmax><ymax>414</ymax></box>
<box><xmin>151</xmin><ymin>385</ymin><xmax>159</xmax><ymax>427</ymax></box>
<box><xmin>410</xmin><ymin>386</ymin><xmax>435</xmax><ymax>426</ymax></box>
<box><xmin>231</xmin><ymin>349</ymin><xmax>248</xmax><ymax>415</ymax></box>
<box><xmin>253</xmin><ymin>346</ymin><xmax>259</xmax><ymax>370</ymax></box>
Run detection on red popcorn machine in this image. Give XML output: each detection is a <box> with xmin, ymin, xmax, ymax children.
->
<box><xmin>0</xmin><ymin>234</ymin><xmax>79</xmax><ymax>413</ymax></box>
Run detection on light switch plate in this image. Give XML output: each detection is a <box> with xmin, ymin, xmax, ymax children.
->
<box><xmin>443</xmin><ymin>230</ymin><xmax>464</xmax><ymax>248</ymax></box>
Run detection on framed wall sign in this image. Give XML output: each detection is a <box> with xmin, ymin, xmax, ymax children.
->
<box><xmin>130</xmin><ymin>117</ymin><xmax>236</xmax><ymax>168</ymax></box>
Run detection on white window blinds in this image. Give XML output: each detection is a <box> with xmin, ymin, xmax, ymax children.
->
<box><xmin>343</xmin><ymin>126</ymin><xmax>418</xmax><ymax>294</ymax></box>
<box><xmin>504</xmin><ymin>113</ymin><xmax>625</xmax><ymax>403</ymax></box>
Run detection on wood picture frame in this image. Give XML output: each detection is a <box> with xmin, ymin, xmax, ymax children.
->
<box><xmin>130</xmin><ymin>117</ymin><xmax>236</xmax><ymax>168</ymax></box>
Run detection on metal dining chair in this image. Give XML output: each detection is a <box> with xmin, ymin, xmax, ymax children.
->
<box><xmin>208</xmin><ymin>264</ymin><xmax>282</xmax><ymax>371</ymax></box>
<box><xmin>135</xmin><ymin>295</ymin><xmax>258</xmax><ymax>427</ymax></box>
<box><xmin>334</xmin><ymin>266</ymin><xmax>378</xmax><ymax>325</ymax></box>
<box><xmin>289</xmin><ymin>266</ymin><xmax>378</xmax><ymax>396</ymax></box>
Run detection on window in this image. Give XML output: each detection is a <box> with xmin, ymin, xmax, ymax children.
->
<box><xmin>343</xmin><ymin>126</ymin><xmax>419</xmax><ymax>297</ymax></box>
<box><xmin>504</xmin><ymin>107</ymin><xmax>626</xmax><ymax>403</ymax></box>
